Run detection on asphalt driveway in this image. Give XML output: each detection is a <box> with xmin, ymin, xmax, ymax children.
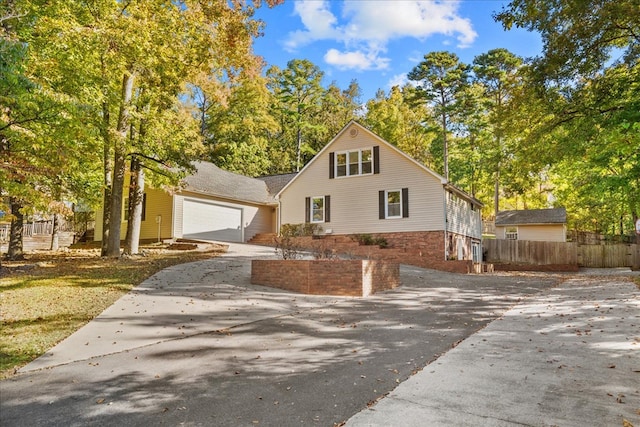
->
<box><xmin>1</xmin><ymin>243</ymin><xmax>634</xmax><ymax>426</ymax></box>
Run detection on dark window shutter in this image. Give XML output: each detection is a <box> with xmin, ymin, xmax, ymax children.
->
<box><xmin>329</xmin><ymin>152</ymin><xmax>335</xmax><ymax>179</ymax></box>
<box><xmin>324</xmin><ymin>195</ymin><xmax>330</xmax><ymax>223</ymax></box>
<box><xmin>305</xmin><ymin>197</ymin><xmax>310</xmax><ymax>223</ymax></box>
<box><xmin>402</xmin><ymin>188</ymin><xmax>409</xmax><ymax>218</ymax></box>
<box><xmin>373</xmin><ymin>146</ymin><xmax>380</xmax><ymax>174</ymax></box>
<box><xmin>379</xmin><ymin>190</ymin><xmax>385</xmax><ymax>219</ymax></box>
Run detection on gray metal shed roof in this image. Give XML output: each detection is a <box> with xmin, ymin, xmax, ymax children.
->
<box><xmin>183</xmin><ymin>161</ymin><xmax>275</xmax><ymax>205</ymax></box>
<box><xmin>495</xmin><ymin>208</ymin><xmax>567</xmax><ymax>226</ymax></box>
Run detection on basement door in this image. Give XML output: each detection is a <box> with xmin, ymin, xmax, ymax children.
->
<box><xmin>182</xmin><ymin>199</ymin><xmax>243</xmax><ymax>242</ymax></box>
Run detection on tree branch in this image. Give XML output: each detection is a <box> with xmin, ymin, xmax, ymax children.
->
<box><xmin>127</xmin><ymin>152</ymin><xmax>170</xmax><ymax>167</ymax></box>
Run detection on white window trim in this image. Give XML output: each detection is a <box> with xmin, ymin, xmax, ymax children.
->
<box><xmin>385</xmin><ymin>189</ymin><xmax>402</xmax><ymax>219</ymax></box>
<box><xmin>335</xmin><ymin>147</ymin><xmax>373</xmax><ymax>178</ymax></box>
<box><xmin>310</xmin><ymin>196</ymin><xmax>325</xmax><ymax>223</ymax></box>
<box><xmin>505</xmin><ymin>226</ymin><xmax>518</xmax><ymax>240</ymax></box>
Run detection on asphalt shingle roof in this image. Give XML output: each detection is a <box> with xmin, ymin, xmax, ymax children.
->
<box><xmin>256</xmin><ymin>173</ymin><xmax>298</xmax><ymax>196</ymax></box>
<box><xmin>495</xmin><ymin>208</ymin><xmax>567</xmax><ymax>226</ymax></box>
<box><xmin>183</xmin><ymin>161</ymin><xmax>275</xmax><ymax>205</ymax></box>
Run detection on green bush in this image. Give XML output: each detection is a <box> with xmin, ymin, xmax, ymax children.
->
<box><xmin>275</xmin><ymin>223</ymin><xmax>323</xmax><ymax>259</ymax></box>
<box><xmin>352</xmin><ymin>234</ymin><xmax>388</xmax><ymax>248</ymax></box>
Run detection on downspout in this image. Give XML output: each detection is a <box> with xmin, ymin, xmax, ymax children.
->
<box><xmin>443</xmin><ymin>186</ymin><xmax>448</xmax><ymax>261</ymax></box>
<box><xmin>276</xmin><ymin>197</ymin><xmax>282</xmax><ymax>236</ymax></box>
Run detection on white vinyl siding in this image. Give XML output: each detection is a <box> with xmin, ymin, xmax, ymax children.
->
<box><xmin>445</xmin><ymin>191</ymin><xmax>482</xmax><ymax>239</ymax></box>
<box><xmin>279</xmin><ymin>125</ymin><xmax>445</xmax><ymax>235</ymax></box>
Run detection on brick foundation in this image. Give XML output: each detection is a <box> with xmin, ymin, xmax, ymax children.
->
<box><xmin>251</xmin><ymin>259</ymin><xmax>400</xmax><ymax>297</ymax></box>
<box><xmin>282</xmin><ymin>231</ymin><xmax>473</xmax><ymax>274</ymax></box>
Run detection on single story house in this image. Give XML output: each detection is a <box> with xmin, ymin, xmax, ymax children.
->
<box><xmin>495</xmin><ymin>208</ymin><xmax>567</xmax><ymax>242</ymax></box>
<box><xmin>94</xmin><ymin>121</ymin><xmax>484</xmax><ymax>268</ymax></box>
<box><xmin>94</xmin><ymin>161</ymin><xmax>279</xmax><ymax>243</ymax></box>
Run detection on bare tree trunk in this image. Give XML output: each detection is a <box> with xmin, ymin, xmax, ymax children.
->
<box><xmin>633</xmin><ymin>209</ymin><xmax>639</xmax><ymax>246</ymax></box>
<box><xmin>493</xmin><ymin>134</ymin><xmax>502</xmax><ymax>217</ymax></box>
<box><xmin>100</xmin><ymin>57</ymin><xmax>112</xmax><ymax>256</ymax></box>
<box><xmin>124</xmin><ymin>157</ymin><xmax>145</xmax><ymax>255</ymax></box>
<box><xmin>494</xmin><ymin>170</ymin><xmax>500</xmax><ymax>216</ymax></box>
<box><xmin>441</xmin><ymin>112</ymin><xmax>448</xmax><ymax>181</ymax></box>
<box><xmin>50</xmin><ymin>213</ymin><xmax>60</xmax><ymax>251</ymax></box>
<box><xmin>7</xmin><ymin>197</ymin><xmax>24</xmax><ymax>260</ymax></box>
<box><xmin>105</xmin><ymin>71</ymin><xmax>135</xmax><ymax>257</ymax></box>
<box><xmin>296</xmin><ymin>125</ymin><xmax>302</xmax><ymax>172</ymax></box>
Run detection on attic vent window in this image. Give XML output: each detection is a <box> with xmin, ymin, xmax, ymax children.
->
<box><xmin>349</xmin><ymin>128</ymin><xmax>358</xmax><ymax>138</ymax></box>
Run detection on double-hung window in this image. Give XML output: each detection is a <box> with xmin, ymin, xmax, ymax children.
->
<box><xmin>386</xmin><ymin>190</ymin><xmax>402</xmax><ymax>218</ymax></box>
<box><xmin>379</xmin><ymin>188</ymin><xmax>409</xmax><ymax>219</ymax></box>
<box><xmin>311</xmin><ymin>196</ymin><xmax>324</xmax><ymax>223</ymax></box>
<box><xmin>505</xmin><ymin>226</ymin><xmax>518</xmax><ymax>240</ymax></box>
<box><xmin>305</xmin><ymin>195</ymin><xmax>331</xmax><ymax>223</ymax></box>
<box><xmin>333</xmin><ymin>147</ymin><xmax>375</xmax><ymax>178</ymax></box>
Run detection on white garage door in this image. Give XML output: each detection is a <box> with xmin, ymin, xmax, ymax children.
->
<box><xmin>182</xmin><ymin>199</ymin><xmax>242</xmax><ymax>242</ymax></box>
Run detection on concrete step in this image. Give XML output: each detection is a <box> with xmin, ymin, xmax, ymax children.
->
<box><xmin>249</xmin><ymin>233</ymin><xmax>277</xmax><ymax>246</ymax></box>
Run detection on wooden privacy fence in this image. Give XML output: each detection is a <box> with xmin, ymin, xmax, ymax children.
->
<box><xmin>578</xmin><ymin>244</ymin><xmax>640</xmax><ymax>268</ymax></box>
<box><xmin>484</xmin><ymin>239</ymin><xmax>639</xmax><ymax>268</ymax></box>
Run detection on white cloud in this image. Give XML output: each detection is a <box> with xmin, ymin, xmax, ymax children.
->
<box><xmin>386</xmin><ymin>73</ymin><xmax>420</xmax><ymax>91</ymax></box>
<box><xmin>324</xmin><ymin>48</ymin><xmax>390</xmax><ymax>71</ymax></box>
<box><xmin>286</xmin><ymin>0</ymin><xmax>478</xmax><ymax>70</ymax></box>
<box><xmin>284</xmin><ymin>0</ymin><xmax>340</xmax><ymax>51</ymax></box>
<box><xmin>387</xmin><ymin>73</ymin><xmax>408</xmax><ymax>89</ymax></box>
<box><xmin>341</xmin><ymin>0</ymin><xmax>476</xmax><ymax>47</ymax></box>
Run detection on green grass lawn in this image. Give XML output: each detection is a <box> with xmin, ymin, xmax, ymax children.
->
<box><xmin>0</xmin><ymin>246</ymin><xmax>225</xmax><ymax>378</ymax></box>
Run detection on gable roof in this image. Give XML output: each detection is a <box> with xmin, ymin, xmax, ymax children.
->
<box><xmin>256</xmin><ymin>173</ymin><xmax>298</xmax><ymax>196</ymax></box>
<box><xmin>275</xmin><ymin>121</ymin><xmax>482</xmax><ymax>207</ymax></box>
<box><xmin>276</xmin><ymin>120</ymin><xmax>451</xmax><ymax>193</ymax></box>
<box><xmin>495</xmin><ymin>208</ymin><xmax>567</xmax><ymax>226</ymax></box>
<box><xmin>182</xmin><ymin>161</ymin><xmax>275</xmax><ymax>205</ymax></box>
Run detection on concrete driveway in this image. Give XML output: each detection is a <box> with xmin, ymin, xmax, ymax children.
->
<box><xmin>1</xmin><ymin>244</ymin><xmax>637</xmax><ymax>426</ymax></box>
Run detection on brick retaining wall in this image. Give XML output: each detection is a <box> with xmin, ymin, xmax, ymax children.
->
<box><xmin>285</xmin><ymin>231</ymin><xmax>472</xmax><ymax>274</ymax></box>
<box><xmin>251</xmin><ymin>259</ymin><xmax>400</xmax><ymax>297</ymax></box>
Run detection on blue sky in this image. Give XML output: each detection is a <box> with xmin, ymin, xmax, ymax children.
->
<box><xmin>252</xmin><ymin>0</ymin><xmax>543</xmax><ymax>102</ymax></box>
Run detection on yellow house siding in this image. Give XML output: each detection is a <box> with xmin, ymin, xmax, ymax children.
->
<box><xmin>93</xmin><ymin>187</ymin><xmax>174</xmax><ymax>242</ymax></box>
<box><xmin>495</xmin><ymin>224</ymin><xmax>566</xmax><ymax>242</ymax></box>
<box><xmin>140</xmin><ymin>188</ymin><xmax>173</xmax><ymax>241</ymax></box>
<box><xmin>519</xmin><ymin>224</ymin><xmax>566</xmax><ymax>242</ymax></box>
<box><xmin>279</xmin><ymin>125</ymin><xmax>445</xmax><ymax>234</ymax></box>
